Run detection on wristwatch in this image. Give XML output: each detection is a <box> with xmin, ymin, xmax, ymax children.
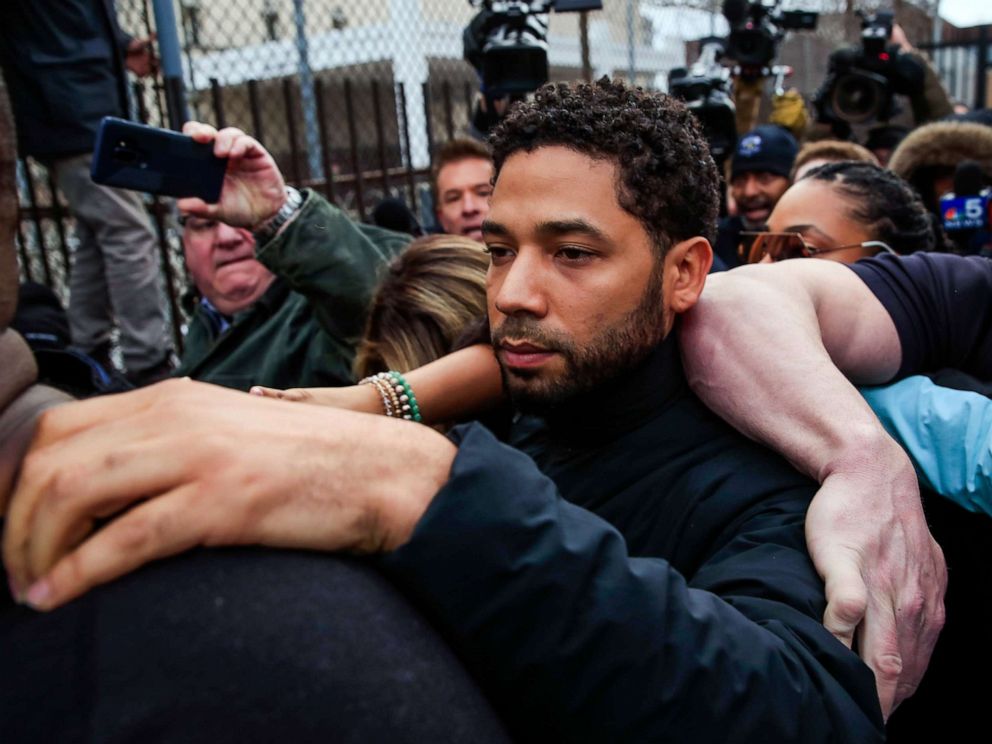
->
<box><xmin>252</xmin><ymin>186</ymin><xmax>303</xmax><ymax>245</ymax></box>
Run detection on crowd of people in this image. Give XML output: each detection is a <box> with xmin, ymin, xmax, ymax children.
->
<box><xmin>2</xmin><ymin>3</ymin><xmax>992</xmax><ymax>742</ymax></box>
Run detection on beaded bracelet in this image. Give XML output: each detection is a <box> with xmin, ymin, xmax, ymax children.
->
<box><xmin>365</xmin><ymin>376</ymin><xmax>395</xmax><ymax>417</ymax></box>
<box><xmin>359</xmin><ymin>371</ymin><xmax>423</xmax><ymax>423</ymax></box>
<box><xmin>387</xmin><ymin>370</ymin><xmax>422</xmax><ymax>423</ymax></box>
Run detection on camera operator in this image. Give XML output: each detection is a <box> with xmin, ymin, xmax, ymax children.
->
<box><xmin>812</xmin><ymin>15</ymin><xmax>953</xmax><ymax>140</ymax></box>
<box><xmin>720</xmin><ymin>0</ymin><xmax>817</xmax><ymax>139</ymax></box>
<box><xmin>714</xmin><ymin>124</ymin><xmax>798</xmax><ymax>269</ymax></box>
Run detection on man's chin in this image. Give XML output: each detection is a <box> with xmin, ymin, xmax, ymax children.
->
<box><xmin>501</xmin><ymin>366</ymin><xmax>576</xmax><ymax>417</ymax></box>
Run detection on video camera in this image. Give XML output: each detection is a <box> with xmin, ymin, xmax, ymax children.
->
<box><xmin>669</xmin><ymin>38</ymin><xmax>737</xmax><ymax>168</ymax></box>
<box><xmin>722</xmin><ymin>0</ymin><xmax>818</xmax><ymax>78</ymax></box>
<box><xmin>463</xmin><ymin>0</ymin><xmax>603</xmax><ymax>97</ymax></box>
<box><xmin>940</xmin><ymin>161</ymin><xmax>992</xmax><ymax>255</ymax></box>
<box><xmin>813</xmin><ymin>10</ymin><xmax>925</xmax><ymax>125</ymax></box>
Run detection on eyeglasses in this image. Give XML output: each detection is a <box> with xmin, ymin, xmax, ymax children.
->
<box><xmin>740</xmin><ymin>231</ymin><xmax>897</xmax><ymax>264</ymax></box>
<box><xmin>178</xmin><ymin>214</ymin><xmax>219</xmax><ymax>234</ymax></box>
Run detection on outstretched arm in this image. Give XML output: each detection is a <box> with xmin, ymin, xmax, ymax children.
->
<box><xmin>681</xmin><ymin>259</ymin><xmax>945</xmax><ymax>717</ymax></box>
<box><xmin>249</xmin><ymin>343</ymin><xmax>504</xmax><ymax>425</ymax></box>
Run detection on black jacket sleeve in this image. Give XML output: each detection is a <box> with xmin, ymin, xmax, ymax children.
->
<box><xmin>849</xmin><ymin>253</ymin><xmax>992</xmax><ymax>380</ymax></box>
<box><xmin>382</xmin><ymin>424</ymin><xmax>883</xmax><ymax>743</ymax></box>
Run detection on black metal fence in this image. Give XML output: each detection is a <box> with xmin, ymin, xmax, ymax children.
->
<box><xmin>919</xmin><ymin>26</ymin><xmax>990</xmax><ymax>110</ymax></box>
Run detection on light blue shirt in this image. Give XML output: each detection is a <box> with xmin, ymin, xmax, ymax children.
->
<box><xmin>862</xmin><ymin>376</ymin><xmax>992</xmax><ymax>517</ymax></box>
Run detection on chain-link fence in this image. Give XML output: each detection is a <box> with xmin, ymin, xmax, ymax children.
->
<box><xmin>13</xmin><ymin>0</ymin><xmax>980</xmax><ymax>347</ymax></box>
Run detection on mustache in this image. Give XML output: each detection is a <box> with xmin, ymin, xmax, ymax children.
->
<box><xmin>491</xmin><ymin>317</ymin><xmax>570</xmax><ymax>353</ymax></box>
<box><xmin>737</xmin><ymin>196</ymin><xmax>773</xmax><ymax>210</ymax></box>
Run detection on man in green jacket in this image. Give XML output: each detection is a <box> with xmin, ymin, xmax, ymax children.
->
<box><xmin>174</xmin><ymin>189</ymin><xmax>409</xmax><ymax>391</ymax></box>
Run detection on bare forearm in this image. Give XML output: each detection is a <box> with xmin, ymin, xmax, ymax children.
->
<box><xmin>681</xmin><ymin>262</ymin><xmax>944</xmax><ymax>714</ymax></box>
<box><xmin>251</xmin><ymin>344</ymin><xmax>503</xmax><ymax>424</ymax></box>
<box><xmin>681</xmin><ymin>263</ymin><xmax>902</xmax><ymax>481</ymax></box>
<box><xmin>403</xmin><ymin>344</ymin><xmax>504</xmax><ymax>425</ymax></box>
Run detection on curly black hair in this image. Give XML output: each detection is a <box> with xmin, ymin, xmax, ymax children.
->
<box><xmin>487</xmin><ymin>77</ymin><xmax>720</xmax><ymax>251</ymax></box>
<box><xmin>801</xmin><ymin>161</ymin><xmax>946</xmax><ymax>253</ymax></box>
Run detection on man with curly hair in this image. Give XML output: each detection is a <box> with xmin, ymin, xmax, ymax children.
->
<box><xmin>5</xmin><ymin>80</ymin><xmax>884</xmax><ymax>741</ymax></box>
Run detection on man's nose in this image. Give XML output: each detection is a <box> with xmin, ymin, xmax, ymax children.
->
<box><xmin>462</xmin><ymin>192</ymin><xmax>481</xmax><ymax>215</ymax></box>
<box><xmin>742</xmin><ymin>175</ymin><xmax>761</xmax><ymax>197</ymax></box>
<box><xmin>492</xmin><ymin>251</ymin><xmax>548</xmax><ymax>319</ymax></box>
<box><xmin>214</xmin><ymin>222</ymin><xmax>245</xmax><ymax>248</ymax></box>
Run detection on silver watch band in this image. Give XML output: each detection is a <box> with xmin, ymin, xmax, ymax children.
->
<box><xmin>252</xmin><ymin>186</ymin><xmax>303</xmax><ymax>245</ymax></box>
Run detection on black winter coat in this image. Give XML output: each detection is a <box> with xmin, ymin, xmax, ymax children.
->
<box><xmin>0</xmin><ymin>0</ymin><xmax>131</xmax><ymax>159</ymax></box>
<box><xmin>386</xmin><ymin>333</ymin><xmax>884</xmax><ymax>742</ymax></box>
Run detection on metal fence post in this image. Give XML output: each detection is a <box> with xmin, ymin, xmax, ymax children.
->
<box><xmin>390</xmin><ymin>0</ymin><xmax>431</xmax><ymax>170</ymax></box>
<box><xmin>626</xmin><ymin>0</ymin><xmax>636</xmax><ymax>83</ymax></box>
<box><xmin>293</xmin><ymin>0</ymin><xmax>325</xmax><ymax>181</ymax></box>
<box><xmin>150</xmin><ymin>0</ymin><xmax>189</xmax><ymax>130</ymax></box>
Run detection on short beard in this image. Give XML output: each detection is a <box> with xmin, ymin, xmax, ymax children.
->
<box><xmin>491</xmin><ymin>268</ymin><xmax>666</xmax><ymax>416</ymax></box>
<box><xmin>737</xmin><ymin>197</ymin><xmax>773</xmax><ymax>229</ymax></box>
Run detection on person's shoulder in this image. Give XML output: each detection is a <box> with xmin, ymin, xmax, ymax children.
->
<box><xmin>851</xmin><ymin>251</ymin><xmax>992</xmax><ymax>293</ymax></box>
<box><xmin>855</xmin><ymin>250</ymin><xmax>992</xmax><ymax>274</ymax></box>
<box><xmin>668</xmin><ymin>391</ymin><xmax>817</xmax><ymax>502</ymax></box>
<box><xmin>356</xmin><ymin>220</ymin><xmax>412</xmax><ymax>252</ymax></box>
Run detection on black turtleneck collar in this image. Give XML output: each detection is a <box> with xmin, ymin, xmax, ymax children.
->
<box><xmin>525</xmin><ymin>327</ymin><xmax>689</xmax><ymax>444</ymax></box>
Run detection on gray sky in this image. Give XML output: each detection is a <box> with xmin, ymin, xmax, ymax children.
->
<box><xmin>940</xmin><ymin>0</ymin><xmax>992</xmax><ymax>27</ymax></box>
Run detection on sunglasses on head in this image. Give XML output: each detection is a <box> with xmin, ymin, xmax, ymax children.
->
<box><xmin>740</xmin><ymin>232</ymin><xmax>897</xmax><ymax>264</ymax></box>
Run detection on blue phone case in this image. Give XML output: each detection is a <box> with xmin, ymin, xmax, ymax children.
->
<box><xmin>90</xmin><ymin>117</ymin><xmax>226</xmax><ymax>202</ymax></box>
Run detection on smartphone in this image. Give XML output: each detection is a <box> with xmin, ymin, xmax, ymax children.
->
<box><xmin>91</xmin><ymin>117</ymin><xmax>226</xmax><ymax>202</ymax></box>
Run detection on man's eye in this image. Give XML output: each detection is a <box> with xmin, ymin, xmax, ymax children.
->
<box><xmin>558</xmin><ymin>247</ymin><xmax>593</xmax><ymax>262</ymax></box>
<box><xmin>483</xmin><ymin>246</ymin><xmax>513</xmax><ymax>263</ymax></box>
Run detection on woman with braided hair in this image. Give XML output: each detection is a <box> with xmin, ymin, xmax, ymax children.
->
<box><xmin>746</xmin><ymin>159</ymin><xmax>949</xmax><ymax>264</ymax></box>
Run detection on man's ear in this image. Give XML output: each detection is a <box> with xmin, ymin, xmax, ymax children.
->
<box><xmin>663</xmin><ymin>237</ymin><xmax>712</xmax><ymax>315</ymax></box>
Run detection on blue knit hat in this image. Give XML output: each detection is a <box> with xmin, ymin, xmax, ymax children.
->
<box><xmin>731</xmin><ymin>125</ymin><xmax>798</xmax><ymax>180</ymax></box>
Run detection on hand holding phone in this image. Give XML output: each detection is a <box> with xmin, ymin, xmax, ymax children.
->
<box><xmin>91</xmin><ymin>118</ymin><xmax>289</xmax><ymax>229</ymax></box>
<box><xmin>91</xmin><ymin>117</ymin><xmax>227</xmax><ymax>202</ymax></box>
<box><xmin>177</xmin><ymin>122</ymin><xmax>288</xmax><ymax>230</ymax></box>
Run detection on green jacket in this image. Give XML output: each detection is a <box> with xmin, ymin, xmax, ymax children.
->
<box><xmin>175</xmin><ymin>191</ymin><xmax>409</xmax><ymax>391</ymax></box>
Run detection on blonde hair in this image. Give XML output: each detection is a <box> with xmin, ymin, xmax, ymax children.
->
<box><xmin>790</xmin><ymin>140</ymin><xmax>878</xmax><ymax>181</ymax></box>
<box><xmin>354</xmin><ymin>234</ymin><xmax>489</xmax><ymax>378</ymax></box>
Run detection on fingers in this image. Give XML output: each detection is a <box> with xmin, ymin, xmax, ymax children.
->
<box><xmin>181</xmin><ymin>122</ymin><xmax>262</xmax><ymax>163</ymax></box>
<box><xmin>889</xmin><ymin>537</ymin><xmax>946</xmax><ymax>708</ymax></box>
<box><xmin>176</xmin><ymin>196</ymin><xmax>214</xmax><ymax>218</ymax></box>
<box><xmin>214</xmin><ymin>127</ymin><xmax>265</xmax><ymax>164</ymax></box>
<box><xmin>4</xmin><ymin>381</ymin><xmax>198</xmax><ymax>593</ymax></box>
<box><xmin>820</xmin><ymin>552</ymin><xmax>867</xmax><ymax>651</ymax></box>
<box><xmin>249</xmin><ymin>386</ymin><xmax>286</xmax><ymax>399</ymax></box>
<box><xmin>22</xmin><ymin>436</ymin><xmax>192</xmax><ymax>586</ymax></box>
<box><xmin>249</xmin><ymin>386</ymin><xmax>310</xmax><ymax>402</ymax></box>
<box><xmin>857</xmin><ymin>597</ymin><xmax>901</xmax><ymax>719</ymax></box>
<box><xmin>182</xmin><ymin>120</ymin><xmax>217</xmax><ymax>142</ymax></box>
<box><xmin>22</xmin><ymin>483</ymin><xmax>206</xmax><ymax>611</ymax></box>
